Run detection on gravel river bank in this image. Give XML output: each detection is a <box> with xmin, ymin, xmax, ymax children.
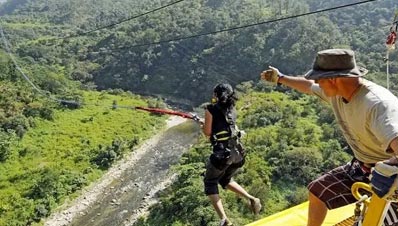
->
<box><xmin>44</xmin><ymin>116</ymin><xmax>201</xmax><ymax>226</ymax></box>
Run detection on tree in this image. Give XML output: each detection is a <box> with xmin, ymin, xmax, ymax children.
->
<box><xmin>0</xmin><ymin>129</ymin><xmax>15</xmax><ymax>162</ymax></box>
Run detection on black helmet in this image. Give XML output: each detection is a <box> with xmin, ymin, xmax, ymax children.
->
<box><xmin>213</xmin><ymin>83</ymin><xmax>234</xmax><ymax>103</ymax></box>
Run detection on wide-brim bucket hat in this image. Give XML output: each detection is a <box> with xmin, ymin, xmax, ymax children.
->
<box><xmin>304</xmin><ymin>49</ymin><xmax>368</xmax><ymax>80</ymax></box>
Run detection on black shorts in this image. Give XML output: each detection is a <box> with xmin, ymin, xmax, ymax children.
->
<box><xmin>203</xmin><ymin>160</ymin><xmax>242</xmax><ymax>195</ymax></box>
<box><xmin>203</xmin><ymin>147</ymin><xmax>244</xmax><ymax>195</ymax></box>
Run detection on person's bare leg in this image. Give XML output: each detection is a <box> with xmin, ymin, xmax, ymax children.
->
<box><xmin>226</xmin><ymin>181</ymin><xmax>255</xmax><ymax>200</ymax></box>
<box><xmin>208</xmin><ymin>194</ymin><xmax>227</xmax><ymax>220</ymax></box>
<box><xmin>226</xmin><ymin>181</ymin><xmax>261</xmax><ymax>214</ymax></box>
<box><xmin>307</xmin><ymin>192</ymin><xmax>328</xmax><ymax>226</ymax></box>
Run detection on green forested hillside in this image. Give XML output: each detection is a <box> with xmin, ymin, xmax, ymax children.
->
<box><xmin>1</xmin><ymin>0</ymin><xmax>396</xmax><ymax>105</ymax></box>
<box><xmin>0</xmin><ymin>0</ymin><xmax>398</xmax><ymax>225</ymax></box>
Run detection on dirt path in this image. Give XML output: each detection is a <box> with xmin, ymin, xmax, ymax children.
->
<box><xmin>44</xmin><ymin>116</ymin><xmax>200</xmax><ymax>226</ymax></box>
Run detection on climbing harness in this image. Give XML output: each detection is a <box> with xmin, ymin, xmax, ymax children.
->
<box><xmin>210</xmin><ymin>104</ymin><xmax>241</xmax><ymax>144</ymax></box>
<box><xmin>385</xmin><ymin>10</ymin><xmax>398</xmax><ymax>90</ymax></box>
<box><xmin>211</xmin><ymin>104</ymin><xmax>246</xmax><ymax>158</ymax></box>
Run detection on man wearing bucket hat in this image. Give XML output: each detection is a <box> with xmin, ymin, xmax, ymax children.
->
<box><xmin>260</xmin><ymin>49</ymin><xmax>398</xmax><ymax>226</ymax></box>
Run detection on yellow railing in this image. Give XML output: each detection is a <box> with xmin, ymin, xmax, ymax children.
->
<box><xmin>351</xmin><ymin>182</ymin><xmax>390</xmax><ymax>226</ymax></box>
<box><xmin>246</xmin><ymin>182</ymin><xmax>391</xmax><ymax>226</ymax></box>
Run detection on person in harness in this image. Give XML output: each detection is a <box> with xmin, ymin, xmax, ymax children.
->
<box><xmin>202</xmin><ymin>83</ymin><xmax>261</xmax><ymax>226</ymax></box>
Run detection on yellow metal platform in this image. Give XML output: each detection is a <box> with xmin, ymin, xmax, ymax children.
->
<box><xmin>246</xmin><ymin>202</ymin><xmax>355</xmax><ymax>226</ymax></box>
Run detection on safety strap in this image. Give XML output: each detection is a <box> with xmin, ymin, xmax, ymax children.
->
<box><xmin>212</xmin><ymin>104</ymin><xmax>239</xmax><ymax>143</ymax></box>
<box><xmin>214</xmin><ymin>131</ymin><xmax>230</xmax><ymax>141</ymax></box>
<box><xmin>224</xmin><ymin>107</ymin><xmax>238</xmax><ymax>138</ymax></box>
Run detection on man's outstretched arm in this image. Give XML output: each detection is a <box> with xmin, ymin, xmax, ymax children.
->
<box><xmin>260</xmin><ymin>66</ymin><xmax>314</xmax><ymax>94</ymax></box>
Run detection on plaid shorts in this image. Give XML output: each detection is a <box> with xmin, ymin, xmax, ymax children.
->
<box><xmin>308</xmin><ymin>161</ymin><xmax>398</xmax><ymax>226</ymax></box>
<box><xmin>307</xmin><ymin>161</ymin><xmax>368</xmax><ymax>210</ymax></box>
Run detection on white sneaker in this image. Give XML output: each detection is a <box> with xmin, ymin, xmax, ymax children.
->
<box><xmin>250</xmin><ymin>198</ymin><xmax>262</xmax><ymax>215</ymax></box>
<box><xmin>219</xmin><ymin>218</ymin><xmax>233</xmax><ymax>226</ymax></box>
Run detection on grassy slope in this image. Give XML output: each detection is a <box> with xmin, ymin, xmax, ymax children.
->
<box><xmin>0</xmin><ymin>90</ymin><xmax>166</xmax><ymax>225</ymax></box>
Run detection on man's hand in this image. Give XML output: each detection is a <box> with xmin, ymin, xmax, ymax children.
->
<box><xmin>370</xmin><ymin>161</ymin><xmax>398</xmax><ymax>202</ymax></box>
<box><xmin>260</xmin><ymin>66</ymin><xmax>283</xmax><ymax>84</ymax></box>
<box><xmin>198</xmin><ymin>119</ymin><xmax>204</xmax><ymax>126</ymax></box>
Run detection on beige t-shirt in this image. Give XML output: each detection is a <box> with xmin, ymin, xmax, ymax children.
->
<box><xmin>311</xmin><ymin>79</ymin><xmax>398</xmax><ymax>163</ymax></box>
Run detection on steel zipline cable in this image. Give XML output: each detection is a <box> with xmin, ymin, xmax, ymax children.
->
<box><xmin>0</xmin><ymin>0</ymin><xmax>380</xmax><ymax>119</ymax></box>
<box><xmin>56</xmin><ymin>0</ymin><xmax>186</xmax><ymax>40</ymax></box>
<box><xmin>106</xmin><ymin>0</ymin><xmax>378</xmax><ymax>51</ymax></box>
<box><xmin>0</xmin><ymin>22</ymin><xmax>201</xmax><ymax>121</ymax></box>
<box><xmin>0</xmin><ymin>23</ymin><xmax>82</xmax><ymax>106</ymax></box>
<box><xmin>0</xmin><ymin>0</ymin><xmax>379</xmax><ymax>94</ymax></box>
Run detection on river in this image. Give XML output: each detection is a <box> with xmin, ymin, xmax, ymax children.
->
<box><xmin>44</xmin><ymin>117</ymin><xmax>201</xmax><ymax>226</ymax></box>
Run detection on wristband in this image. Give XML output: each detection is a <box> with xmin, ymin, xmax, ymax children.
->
<box><xmin>277</xmin><ymin>74</ymin><xmax>284</xmax><ymax>86</ymax></box>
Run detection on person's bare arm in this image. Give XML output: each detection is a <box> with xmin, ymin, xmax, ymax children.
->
<box><xmin>278</xmin><ymin>75</ymin><xmax>314</xmax><ymax>94</ymax></box>
<box><xmin>383</xmin><ymin>137</ymin><xmax>398</xmax><ymax>165</ymax></box>
<box><xmin>202</xmin><ymin>110</ymin><xmax>212</xmax><ymax>137</ymax></box>
<box><xmin>391</xmin><ymin>137</ymin><xmax>398</xmax><ymax>154</ymax></box>
<box><xmin>260</xmin><ymin>66</ymin><xmax>314</xmax><ymax>94</ymax></box>
<box><xmin>371</xmin><ymin>138</ymin><xmax>398</xmax><ymax>201</ymax></box>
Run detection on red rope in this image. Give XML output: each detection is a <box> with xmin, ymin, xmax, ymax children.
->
<box><xmin>386</xmin><ymin>31</ymin><xmax>397</xmax><ymax>46</ymax></box>
<box><xmin>135</xmin><ymin>106</ymin><xmax>199</xmax><ymax>121</ymax></box>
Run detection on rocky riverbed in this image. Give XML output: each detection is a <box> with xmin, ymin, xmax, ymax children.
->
<box><xmin>44</xmin><ymin>116</ymin><xmax>201</xmax><ymax>226</ymax></box>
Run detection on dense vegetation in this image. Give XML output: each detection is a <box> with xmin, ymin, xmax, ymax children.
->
<box><xmin>0</xmin><ymin>0</ymin><xmax>397</xmax><ymax>225</ymax></box>
<box><xmin>0</xmin><ymin>49</ymin><xmax>166</xmax><ymax>225</ymax></box>
<box><xmin>1</xmin><ymin>0</ymin><xmax>396</xmax><ymax>105</ymax></box>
